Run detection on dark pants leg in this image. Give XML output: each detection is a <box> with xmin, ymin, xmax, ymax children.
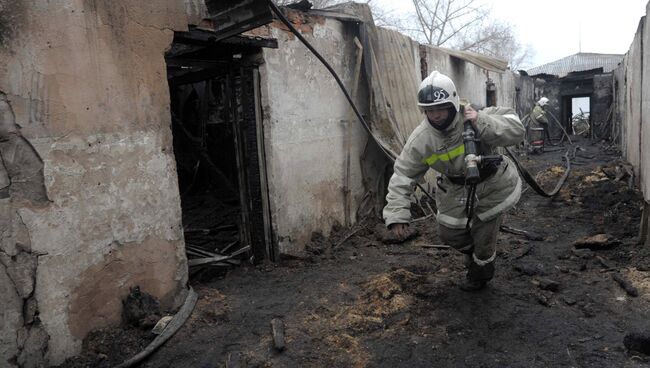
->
<box><xmin>439</xmin><ymin>214</ymin><xmax>503</xmax><ymax>282</ymax></box>
<box><xmin>542</xmin><ymin>123</ymin><xmax>551</xmax><ymax>142</ymax></box>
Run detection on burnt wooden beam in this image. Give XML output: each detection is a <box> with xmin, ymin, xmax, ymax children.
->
<box><xmin>167</xmin><ymin>67</ymin><xmax>228</xmax><ymax>86</ymax></box>
<box><xmin>173</xmin><ymin>29</ymin><xmax>278</xmax><ymax>49</ymax></box>
<box><xmin>166</xmin><ymin>58</ymin><xmax>229</xmax><ymax>69</ymax></box>
<box><xmin>206</xmin><ymin>0</ymin><xmax>273</xmax><ymax>41</ymax></box>
<box><xmin>221</xmin><ymin>34</ymin><xmax>278</xmax><ymax>49</ymax></box>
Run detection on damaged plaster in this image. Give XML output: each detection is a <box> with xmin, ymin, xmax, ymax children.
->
<box><xmin>0</xmin><ymin>93</ymin><xmax>48</xmax><ymax>204</ymax></box>
<box><xmin>0</xmin><ymin>262</ymin><xmax>22</xmax><ymax>366</ymax></box>
<box><xmin>0</xmin><ymin>92</ymin><xmax>50</xmax><ymax>367</ymax></box>
<box><xmin>0</xmin><ymin>1</ymin><xmax>193</xmax><ymax>365</ymax></box>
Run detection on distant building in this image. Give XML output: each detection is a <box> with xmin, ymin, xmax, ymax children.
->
<box><xmin>525</xmin><ymin>53</ymin><xmax>623</xmax><ymax>139</ymax></box>
<box><xmin>527</xmin><ymin>52</ymin><xmax>623</xmax><ymax>78</ymax></box>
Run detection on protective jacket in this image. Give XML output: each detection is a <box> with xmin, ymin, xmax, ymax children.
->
<box><xmin>383</xmin><ymin>106</ymin><xmax>525</xmax><ymax>229</ymax></box>
<box><xmin>530</xmin><ymin>104</ymin><xmax>548</xmax><ymax>126</ymax></box>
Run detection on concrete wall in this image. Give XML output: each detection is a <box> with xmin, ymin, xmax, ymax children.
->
<box><xmin>258</xmin><ymin>11</ymin><xmax>371</xmax><ymax>255</ymax></box>
<box><xmin>0</xmin><ymin>1</ymin><xmax>192</xmax><ymax>365</ymax></box>
<box><xmin>613</xmin><ymin>3</ymin><xmax>650</xmax><ymax>244</ymax></box>
<box><xmin>613</xmin><ymin>57</ymin><xmax>627</xmax><ymax>151</ymax></box>
<box><xmin>616</xmin><ymin>15</ymin><xmax>645</xmax><ymax>191</ymax></box>
<box><xmin>529</xmin><ymin>76</ymin><xmax>563</xmax><ymax>137</ymax></box>
<box><xmin>514</xmin><ymin>74</ymin><xmax>536</xmax><ymax>119</ymax></box>
<box><xmin>642</xmin><ymin>8</ymin><xmax>650</xmax><ymax>199</ymax></box>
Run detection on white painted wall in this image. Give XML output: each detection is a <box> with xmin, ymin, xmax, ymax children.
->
<box><xmin>259</xmin><ymin>13</ymin><xmax>369</xmax><ymax>254</ymax></box>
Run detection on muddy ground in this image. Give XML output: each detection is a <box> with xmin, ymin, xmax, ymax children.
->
<box><xmin>60</xmin><ymin>136</ymin><xmax>650</xmax><ymax>368</ymax></box>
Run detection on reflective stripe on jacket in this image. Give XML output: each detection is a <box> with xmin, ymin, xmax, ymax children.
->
<box><xmin>383</xmin><ymin>106</ymin><xmax>525</xmax><ymax>229</ymax></box>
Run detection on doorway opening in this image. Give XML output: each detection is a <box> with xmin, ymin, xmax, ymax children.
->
<box><xmin>165</xmin><ymin>29</ymin><xmax>276</xmax><ymax>278</ymax></box>
<box><xmin>562</xmin><ymin>95</ymin><xmax>591</xmax><ymax>136</ymax></box>
<box><xmin>571</xmin><ymin>96</ymin><xmax>590</xmax><ymax>117</ymax></box>
<box><xmin>486</xmin><ymin>78</ymin><xmax>497</xmax><ymax>107</ymax></box>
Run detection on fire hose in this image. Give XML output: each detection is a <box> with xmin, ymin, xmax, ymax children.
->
<box><xmin>268</xmin><ymin>0</ymin><xmax>571</xmax><ymax>211</ymax></box>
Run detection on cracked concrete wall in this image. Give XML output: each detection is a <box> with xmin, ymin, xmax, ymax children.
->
<box><xmin>259</xmin><ymin>13</ymin><xmax>371</xmax><ymax>255</ymax></box>
<box><xmin>0</xmin><ymin>0</ymin><xmax>197</xmax><ymax>365</ymax></box>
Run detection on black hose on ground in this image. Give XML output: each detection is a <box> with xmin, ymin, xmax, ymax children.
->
<box><xmin>505</xmin><ymin>146</ymin><xmax>574</xmax><ymax>197</ymax></box>
<box><xmin>547</xmin><ymin>110</ymin><xmax>573</xmax><ymax>145</ymax></box>
<box><xmin>113</xmin><ymin>288</ymin><xmax>198</xmax><ymax>368</ymax></box>
<box><xmin>517</xmin><ymin>101</ymin><xmax>574</xmax><ymax>197</ymax></box>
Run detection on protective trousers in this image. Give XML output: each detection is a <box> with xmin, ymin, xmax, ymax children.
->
<box><xmin>540</xmin><ymin>122</ymin><xmax>551</xmax><ymax>142</ymax></box>
<box><xmin>439</xmin><ymin>214</ymin><xmax>503</xmax><ymax>282</ymax></box>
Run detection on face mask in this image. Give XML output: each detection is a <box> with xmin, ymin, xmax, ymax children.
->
<box><xmin>428</xmin><ymin>109</ymin><xmax>457</xmax><ymax>131</ymax></box>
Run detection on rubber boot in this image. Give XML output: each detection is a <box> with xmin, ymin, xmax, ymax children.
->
<box><xmin>459</xmin><ymin>261</ymin><xmax>495</xmax><ymax>292</ymax></box>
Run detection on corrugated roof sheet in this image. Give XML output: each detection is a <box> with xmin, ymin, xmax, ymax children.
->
<box><xmin>527</xmin><ymin>52</ymin><xmax>623</xmax><ymax>77</ymax></box>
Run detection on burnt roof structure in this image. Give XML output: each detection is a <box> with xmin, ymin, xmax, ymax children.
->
<box><xmin>527</xmin><ymin>52</ymin><xmax>623</xmax><ymax>77</ymax></box>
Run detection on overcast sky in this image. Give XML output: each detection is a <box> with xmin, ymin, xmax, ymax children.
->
<box><xmin>370</xmin><ymin>0</ymin><xmax>649</xmax><ymax>69</ymax></box>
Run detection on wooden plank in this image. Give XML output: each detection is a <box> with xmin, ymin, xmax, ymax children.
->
<box><xmin>253</xmin><ymin>68</ymin><xmax>276</xmax><ymax>261</ymax></box>
<box><xmin>207</xmin><ymin>0</ymin><xmax>273</xmax><ymax>42</ymax></box>
<box><xmin>270</xmin><ymin>318</ymin><xmax>286</xmax><ymax>351</ymax></box>
<box><xmin>188</xmin><ymin>255</ymin><xmax>232</xmax><ymax>267</ymax></box>
<box><xmin>229</xmin><ymin>67</ymin><xmax>253</xmax><ymax>260</ymax></box>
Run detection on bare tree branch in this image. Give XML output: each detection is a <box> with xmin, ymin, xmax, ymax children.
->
<box><xmin>398</xmin><ymin>0</ymin><xmax>534</xmax><ymax>69</ymax></box>
<box><xmin>272</xmin><ymin>0</ymin><xmax>535</xmax><ymax>70</ymax></box>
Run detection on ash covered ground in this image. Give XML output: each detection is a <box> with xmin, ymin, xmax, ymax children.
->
<box><xmin>60</xmin><ymin>136</ymin><xmax>650</xmax><ymax>368</ymax></box>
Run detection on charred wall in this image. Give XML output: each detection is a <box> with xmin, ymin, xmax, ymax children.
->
<box><xmin>529</xmin><ymin>71</ymin><xmax>615</xmax><ymax>140</ymax></box>
<box><xmin>530</xmin><ymin>75</ymin><xmax>563</xmax><ymax>138</ymax></box>
<box><xmin>592</xmin><ymin>74</ymin><xmax>614</xmax><ymax>138</ymax></box>
<box><xmin>514</xmin><ymin>73</ymin><xmax>536</xmax><ymax>119</ymax></box>
<box><xmin>0</xmin><ymin>1</ymin><xmax>195</xmax><ymax>365</ymax></box>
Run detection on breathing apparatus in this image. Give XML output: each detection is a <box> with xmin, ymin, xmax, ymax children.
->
<box><xmin>462</xmin><ymin>117</ymin><xmax>503</xmax><ymax>227</ymax></box>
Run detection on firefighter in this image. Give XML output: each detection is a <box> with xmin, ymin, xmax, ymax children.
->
<box><xmin>383</xmin><ymin>71</ymin><xmax>525</xmax><ymax>291</ymax></box>
<box><xmin>530</xmin><ymin>97</ymin><xmax>551</xmax><ymax>142</ymax></box>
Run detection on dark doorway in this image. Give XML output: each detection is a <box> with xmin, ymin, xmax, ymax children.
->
<box><xmin>486</xmin><ymin>79</ymin><xmax>497</xmax><ymax>107</ymax></box>
<box><xmin>165</xmin><ymin>30</ymin><xmax>277</xmax><ymax>278</ymax></box>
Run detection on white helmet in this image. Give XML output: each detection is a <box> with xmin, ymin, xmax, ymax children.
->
<box><xmin>538</xmin><ymin>97</ymin><xmax>549</xmax><ymax>106</ymax></box>
<box><xmin>417</xmin><ymin>71</ymin><xmax>459</xmax><ymax>112</ymax></box>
